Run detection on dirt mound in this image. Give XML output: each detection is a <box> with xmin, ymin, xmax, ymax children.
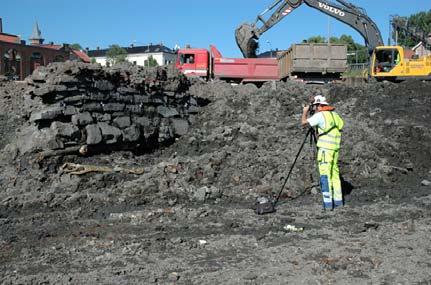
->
<box><xmin>1</xmin><ymin>63</ymin><xmax>431</xmax><ymax>283</ymax></box>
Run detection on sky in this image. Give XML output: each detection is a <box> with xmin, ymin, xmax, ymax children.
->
<box><xmin>1</xmin><ymin>0</ymin><xmax>430</xmax><ymax>57</ymax></box>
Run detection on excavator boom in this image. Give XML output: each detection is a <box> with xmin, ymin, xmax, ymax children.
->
<box><xmin>235</xmin><ymin>0</ymin><xmax>384</xmax><ymax>58</ymax></box>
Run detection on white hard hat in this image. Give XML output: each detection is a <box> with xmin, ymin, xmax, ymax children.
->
<box><xmin>312</xmin><ymin>95</ymin><xmax>328</xmax><ymax>105</ymax></box>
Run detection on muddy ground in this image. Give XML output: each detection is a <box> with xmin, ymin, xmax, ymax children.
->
<box><xmin>0</xmin><ymin>67</ymin><xmax>431</xmax><ymax>284</ymax></box>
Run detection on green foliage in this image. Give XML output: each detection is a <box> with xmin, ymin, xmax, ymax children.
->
<box><xmin>342</xmin><ymin>68</ymin><xmax>368</xmax><ymax>78</ymax></box>
<box><xmin>90</xmin><ymin>57</ymin><xmax>97</xmax><ymax>64</ymax></box>
<box><xmin>396</xmin><ymin>10</ymin><xmax>431</xmax><ymax>48</ymax></box>
<box><xmin>144</xmin><ymin>55</ymin><xmax>158</xmax><ymax>67</ymax></box>
<box><xmin>106</xmin><ymin>44</ymin><xmax>128</xmax><ymax>65</ymax></box>
<box><xmin>302</xmin><ymin>35</ymin><xmax>327</xmax><ymax>44</ymax></box>
<box><xmin>70</xmin><ymin>43</ymin><xmax>82</xmax><ymax>50</ymax></box>
<box><xmin>302</xmin><ymin>34</ymin><xmax>368</xmax><ymax>63</ymax></box>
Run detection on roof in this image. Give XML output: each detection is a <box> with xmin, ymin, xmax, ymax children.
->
<box><xmin>37</xmin><ymin>43</ymin><xmax>91</xmax><ymax>62</ymax></box>
<box><xmin>30</xmin><ymin>21</ymin><xmax>43</xmax><ymax>40</ymax></box>
<box><xmin>72</xmin><ymin>49</ymin><xmax>91</xmax><ymax>63</ymax></box>
<box><xmin>40</xmin><ymin>44</ymin><xmax>62</xmax><ymax>50</ymax></box>
<box><xmin>88</xmin><ymin>44</ymin><xmax>175</xmax><ymax>57</ymax></box>
<box><xmin>0</xmin><ymin>32</ymin><xmax>20</xmax><ymax>44</ymax></box>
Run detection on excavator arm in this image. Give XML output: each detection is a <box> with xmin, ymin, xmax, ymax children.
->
<box><xmin>236</xmin><ymin>0</ymin><xmax>384</xmax><ymax>58</ymax></box>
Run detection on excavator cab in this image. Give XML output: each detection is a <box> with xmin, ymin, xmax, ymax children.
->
<box><xmin>373</xmin><ymin>48</ymin><xmax>401</xmax><ymax>73</ymax></box>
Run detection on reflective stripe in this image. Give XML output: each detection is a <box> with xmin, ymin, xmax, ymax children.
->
<box><xmin>325</xmin><ymin>134</ymin><xmax>341</xmax><ymax>139</ymax></box>
<box><xmin>183</xmin><ymin>69</ymin><xmax>208</xmax><ymax>76</ymax></box>
<box><xmin>318</xmin><ymin>138</ymin><xmax>339</xmax><ymax>145</ymax></box>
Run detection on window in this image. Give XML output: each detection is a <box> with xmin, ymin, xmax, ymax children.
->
<box><xmin>54</xmin><ymin>55</ymin><xmax>65</xmax><ymax>62</ymax></box>
<box><xmin>375</xmin><ymin>49</ymin><xmax>399</xmax><ymax>73</ymax></box>
<box><xmin>30</xmin><ymin>52</ymin><xmax>44</xmax><ymax>73</ymax></box>
<box><xmin>180</xmin><ymin>53</ymin><xmax>195</xmax><ymax>65</ymax></box>
<box><xmin>3</xmin><ymin>49</ymin><xmax>22</xmax><ymax>80</ymax></box>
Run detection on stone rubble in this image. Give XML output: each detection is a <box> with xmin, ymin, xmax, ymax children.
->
<box><xmin>20</xmin><ymin>61</ymin><xmax>203</xmax><ymax>154</ymax></box>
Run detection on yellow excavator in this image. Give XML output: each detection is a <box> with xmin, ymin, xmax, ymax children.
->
<box><xmin>370</xmin><ymin>15</ymin><xmax>431</xmax><ymax>81</ymax></box>
<box><xmin>235</xmin><ymin>0</ymin><xmax>431</xmax><ymax>81</ymax></box>
<box><xmin>371</xmin><ymin>46</ymin><xmax>431</xmax><ymax>81</ymax></box>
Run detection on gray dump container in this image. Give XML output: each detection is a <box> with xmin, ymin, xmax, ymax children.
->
<box><xmin>278</xmin><ymin>43</ymin><xmax>347</xmax><ymax>79</ymax></box>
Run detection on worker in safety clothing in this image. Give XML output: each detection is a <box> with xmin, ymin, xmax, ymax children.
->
<box><xmin>301</xmin><ymin>95</ymin><xmax>345</xmax><ymax>210</ymax></box>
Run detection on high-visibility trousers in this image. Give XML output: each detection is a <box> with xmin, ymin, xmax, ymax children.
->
<box><xmin>317</xmin><ymin>148</ymin><xmax>343</xmax><ymax>209</ymax></box>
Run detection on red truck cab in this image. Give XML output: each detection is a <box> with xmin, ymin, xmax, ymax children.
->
<box><xmin>176</xmin><ymin>45</ymin><xmax>279</xmax><ymax>83</ymax></box>
<box><xmin>176</xmin><ymin>48</ymin><xmax>209</xmax><ymax>78</ymax></box>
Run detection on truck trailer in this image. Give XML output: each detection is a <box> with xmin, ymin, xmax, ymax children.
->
<box><xmin>278</xmin><ymin>43</ymin><xmax>347</xmax><ymax>81</ymax></box>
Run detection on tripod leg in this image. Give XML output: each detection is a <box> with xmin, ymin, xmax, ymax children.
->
<box><xmin>273</xmin><ymin>128</ymin><xmax>312</xmax><ymax>206</ymax></box>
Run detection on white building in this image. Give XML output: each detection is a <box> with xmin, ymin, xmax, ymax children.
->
<box><xmin>87</xmin><ymin>44</ymin><xmax>177</xmax><ymax>66</ymax></box>
<box><xmin>412</xmin><ymin>41</ymin><xmax>430</xmax><ymax>57</ymax></box>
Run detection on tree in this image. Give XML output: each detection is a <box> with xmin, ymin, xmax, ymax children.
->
<box><xmin>396</xmin><ymin>10</ymin><xmax>431</xmax><ymax>48</ymax></box>
<box><xmin>106</xmin><ymin>45</ymin><xmax>128</xmax><ymax>65</ymax></box>
<box><xmin>302</xmin><ymin>35</ymin><xmax>326</xmax><ymax>44</ymax></box>
<box><xmin>302</xmin><ymin>34</ymin><xmax>368</xmax><ymax>63</ymax></box>
<box><xmin>144</xmin><ymin>55</ymin><xmax>158</xmax><ymax>67</ymax></box>
<box><xmin>70</xmin><ymin>43</ymin><xmax>82</xmax><ymax>50</ymax></box>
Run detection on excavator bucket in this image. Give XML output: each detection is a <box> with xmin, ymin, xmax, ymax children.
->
<box><xmin>235</xmin><ymin>23</ymin><xmax>259</xmax><ymax>58</ymax></box>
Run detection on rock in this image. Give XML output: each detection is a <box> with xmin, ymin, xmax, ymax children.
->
<box><xmin>94</xmin><ymin>80</ymin><xmax>114</xmax><ymax>91</ymax></box>
<box><xmin>81</xmin><ymin>103</ymin><xmax>103</xmax><ymax>112</ymax></box>
<box><xmin>31</xmin><ymin>70</ymin><xmax>48</xmax><ymax>82</ymax></box>
<box><xmin>51</xmin><ymin>122</ymin><xmax>80</xmax><ymax>140</ymax></box>
<box><xmin>114</xmin><ymin>94</ymin><xmax>134</xmax><ymax>103</ymax></box>
<box><xmin>89</xmin><ymin>93</ymin><xmax>109</xmax><ymax>101</ymax></box>
<box><xmin>103</xmin><ymin>103</ymin><xmax>125</xmax><ymax>112</ymax></box>
<box><xmin>63</xmin><ymin>106</ymin><xmax>78</xmax><ymax>116</ymax></box>
<box><xmin>157</xmin><ymin>106</ymin><xmax>179</xmax><ymax>118</ymax></box>
<box><xmin>193</xmin><ymin>187</ymin><xmax>208</xmax><ymax>201</ymax></box>
<box><xmin>85</xmin><ymin>124</ymin><xmax>102</xmax><ymax>145</ymax></box>
<box><xmin>133</xmin><ymin>95</ymin><xmax>150</xmax><ymax>104</ymax></box>
<box><xmin>421</xmin><ymin>180</ymin><xmax>431</xmax><ymax>186</ymax></box>
<box><xmin>122</xmin><ymin>125</ymin><xmax>141</xmax><ymax>142</ymax></box>
<box><xmin>168</xmin><ymin>272</ymin><xmax>180</xmax><ymax>282</ymax></box>
<box><xmin>310</xmin><ymin>186</ymin><xmax>319</xmax><ymax>195</ymax></box>
<box><xmin>30</xmin><ymin>106</ymin><xmax>63</xmax><ymax>121</ymax></box>
<box><xmin>117</xmin><ymin>86</ymin><xmax>135</xmax><ymax>94</ymax></box>
<box><xmin>71</xmin><ymin>112</ymin><xmax>93</xmax><ymax>126</ymax></box>
<box><xmin>97</xmin><ymin>122</ymin><xmax>122</xmax><ymax>144</ymax></box>
<box><xmin>133</xmin><ymin>116</ymin><xmax>151</xmax><ymax>127</ymax></box>
<box><xmin>113</xmin><ymin>116</ymin><xmax>131</xmax><ymax>129</ymax></box>
<box><xmin>92</xmin><ymin>113</ymin><xmax>111</xmax><ymax>122</ymax></box>
<box><xmin>171</xmin><ymin>118</ymin><xmax>189</xmax><ymax>136</ymax></box>
<box><xmin>193</xmin><ymin>186</ymin><xmax>222</xmax><ymax>201</ymax></box>
<box><xmin>63</xmin><ymin>95</ymin><xmax>89</xmax><ymax>104</ymax></box>
<box><xmin>16</xmin><ymin>126</ymin><xmax>61</xmax><ymax>153</ymax></box>
<box><xmin>125</xmin><ymin>105</ymin><xmax>143</xmax><ymax>114</ymax></box>
<box><xmin>53</xmin><ymin>74</ymin><xmax>79</xmax><ymax>85</ymax></box>
<box><xmin>32</xmin><ymin>85</ymin><xmax>67</xmax><ymax>97</ymax></box>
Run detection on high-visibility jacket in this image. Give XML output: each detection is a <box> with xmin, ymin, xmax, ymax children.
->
<box><xmin>317</xmin><ymin>111</ymin><xmax>344</xmax><ymax>151</ymax></box>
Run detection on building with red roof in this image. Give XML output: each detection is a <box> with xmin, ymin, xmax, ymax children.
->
<box><xmin>0</xmin><ymin>18</ymin><xmax>90</xmax><ymax>80</ymax></box>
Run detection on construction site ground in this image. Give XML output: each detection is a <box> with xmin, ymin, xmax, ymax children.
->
<box><xmin>0</xmin><ymin>67</ymin><xmax>431</xmax><ymax>284</ymax></box>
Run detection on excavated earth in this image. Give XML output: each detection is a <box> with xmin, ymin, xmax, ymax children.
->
<box><xmin>0</xmin><ymin>63</ymin><xmax>431</xmax><ymax>284</ymax></box>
